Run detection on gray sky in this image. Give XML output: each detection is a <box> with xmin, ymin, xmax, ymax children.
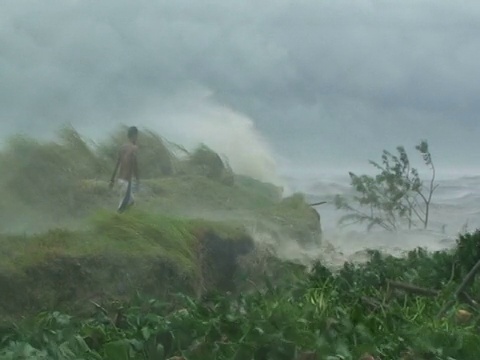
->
<box><xmin>1</xmin><ymin>0</ymin><xmax>480</xmax><ymax>181</ymax></box>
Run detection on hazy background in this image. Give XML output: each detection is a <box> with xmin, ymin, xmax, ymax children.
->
<box><xmin>1</xmin><ymin>0</ymin><xmax>480</xmax><ymax>183</ymax></box>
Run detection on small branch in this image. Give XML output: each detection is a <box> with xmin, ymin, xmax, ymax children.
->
<box><xmin>447</xmin><ymin>261</ymin><xmax>457</xmax><ymax>285</ymax></box>
<box><xmin>459</xmin><ymin>291</ymin><xmax>479</xmax><ymax>309</ymax></box>
<box><xmin>454</xmin><ymin>260</ymin><xmax>480</xmax><ymax>297</ymax></box>
<box><xmin>437</xmin><ymin>259</ymin><xmax>480</xmax><ymax>318</ymax></box>
<box><xmin>90</xmin><ymin>300</ymin><xmax>109</xmax><ymax>316</ymax></box>
<box><xmin>387</xmin><ymin>280</ymin><xmax>439</xmax><ymax>297</ymax></box>
<box><xmin>309</xmin><ymin>201</ymin><xmax>327</xmax><ymax>206</ymax></box>
<box><xmin>405</xmin><ymin>197</ymin><xmax>425</xmax><ymax>225</ymax></box>
<box><xmin>415</xmin><ymin>189</ymin><xmax>428</xmax><ymax>206</ymax></box>
<box><xmin>339</xmin><ymin>218</ymin><xmax>364</xmax><ymax>228</ymax></box>
<box><xmin>361</xmin><ymin>296</ymin><xmax>384</xmax><ymax>311</ymax></box>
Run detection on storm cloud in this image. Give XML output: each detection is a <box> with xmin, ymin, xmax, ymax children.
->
<box><xmin>1</xmin><ymin>0</ymin><xmax>479</xmax><ymax>179</ymax></box>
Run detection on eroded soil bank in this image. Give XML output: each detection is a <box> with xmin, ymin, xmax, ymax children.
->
<box><xmin>0</xmin><ymin>211</ymin><xmax>257</xmax><ymax>321</ymax></box>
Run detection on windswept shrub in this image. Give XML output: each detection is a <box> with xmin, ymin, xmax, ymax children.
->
<box><xmin>0</xmin><ymin>136</ymin><xmax>81</xmax><ymax>211</ymax></box>
<box><xmin>263</xmin><ymin>193</ymin><xmax>322</xmax><ymax>245</ymax></box>
<box><xmin>185</xmin><ymin>144</ymin><xmax>234</xmax><ymax>185</ymax></box>
<box><xmin>56</xmin><ymin>125</ymin><xmax>107</xmax><ymax>178</ymax></box>
<box><xmin>0</xmin><ymin>129</ymin><xmax>113</xmax><ymax>224</ymax></box>
<box><xmin>335</xmin><ymin>140</ymin><xmax>438</xmax><ymax>231</ymax></box>
<box><xmin>452</xmin><ymin>229</ymin><xmax>480</xmax><ymax>281</ymax></box>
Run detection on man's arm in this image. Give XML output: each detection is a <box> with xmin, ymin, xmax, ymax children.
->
<box><xmin>132</xmin><ymin>151</ymin><xmax>139</xmax><ymax>186</ymax></box>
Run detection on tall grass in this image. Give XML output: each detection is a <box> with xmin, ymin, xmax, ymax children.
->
<box><xmin>0</xmin><ymin>126</ymin><xmax>253</xmax><ymax>233</ymax></box>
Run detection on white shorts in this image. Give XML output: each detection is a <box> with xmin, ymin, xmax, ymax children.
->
<box><xmin>116</xmin><ymin>179</ymin><xmax>135</xmax><ymax>212</ymax></box>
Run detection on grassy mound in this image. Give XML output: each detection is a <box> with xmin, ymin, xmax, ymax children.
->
<box><xmin>0</xmin><ymin>211</ymin><xmax>254</xmax><ymax>321</ymax></box>
<box><xmin>0</xmin><ymin>126</ymin><xmax>320</xmax><ymax>248</ymax></box>
<box><xmin>2</xmin><ymin>231</ymin><xmax>480</xmax><ymax>359</ymax></box>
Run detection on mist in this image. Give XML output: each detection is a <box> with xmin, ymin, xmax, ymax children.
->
<box><xmin>127</xmin><ymin>88</ymin><xmax>284</xmax><ymax>185</ymax></box>
<box><xmin>1</xmin><ymin>0</ymin><xmax>480</xmax><ymax>178</ymax></box>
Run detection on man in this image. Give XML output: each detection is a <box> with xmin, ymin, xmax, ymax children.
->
<box><xmin>109</xmin><ymin>126</ymin><xmax>140</xmax><ymax>213</ymax></box>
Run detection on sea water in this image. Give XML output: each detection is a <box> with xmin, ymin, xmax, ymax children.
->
<box><xmin>278</xmin><ymin>169</ymin><xmax>480</xmax><ymax>266</ymax></box>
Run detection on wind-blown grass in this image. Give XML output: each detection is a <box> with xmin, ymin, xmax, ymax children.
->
<box><xmin>0</xmin><ymin>126</ymin><xmax>292</xmax><ymax>236</ymax></box>
<box><xmin>91</xmin><ymin>210</ymin><xmax>198</xmax><ymax>274</ymax></box>
<box><xmin>0</xmin><ymin>211</ymin><xmax>197</xmax><ymax>276</ymax></box>
<box><xmin>0</xmin><ymin>210</ymin><xmax>254</xmax><ymax>322</ymax></box>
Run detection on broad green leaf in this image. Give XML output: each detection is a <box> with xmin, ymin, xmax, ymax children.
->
<box><xmin>103</xmin><ymin>339</ymin><xmax>130</xmax><ymax>360</ymax></box>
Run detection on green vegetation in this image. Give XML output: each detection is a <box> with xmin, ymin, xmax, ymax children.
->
<box><xmin>0</xmin><ymin>125</ymin><xmax>319</xmax><ymax>320</ymax></box>
<box><xmin>3</xmin><ymin>126</ymin><xmax>477</xmax><ymax>359</ymax></box>
<box><xmin>334</xmin><ymin>141</ymin><xmax>438</xmax><ymax>231</ymax></box>
<box><xmin>2</xmin><ymin>230</ymin><xmax>480</xmax><ymax>359</ymax></box>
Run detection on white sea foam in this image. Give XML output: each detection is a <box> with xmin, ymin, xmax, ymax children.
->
<box><xmin>276</xmin><ymin>170</ymin><xmax>480</xmax><ymax>266</ymax></box>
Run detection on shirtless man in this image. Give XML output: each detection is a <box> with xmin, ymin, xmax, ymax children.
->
<box><xmin>109</xmin><ymin>126</ymin><xmax>140</xmax><ymax>213</ymax></box>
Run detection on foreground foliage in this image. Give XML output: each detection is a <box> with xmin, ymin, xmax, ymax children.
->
<box><xmin>2</xmin><ymin>231</ymin><xmax>480</xmax><ymax>360</ymax></box>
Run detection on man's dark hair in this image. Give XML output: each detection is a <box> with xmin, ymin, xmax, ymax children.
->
<box><xmin>127</xmin><ymin>126</ymin><xmax>138</xmax><ymax>139</ymax></box>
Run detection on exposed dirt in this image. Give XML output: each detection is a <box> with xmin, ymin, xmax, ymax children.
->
<box><xmin>0</xmin><ymin>230</ymin><xmax>254</xmax><ymax>322</ymax></box>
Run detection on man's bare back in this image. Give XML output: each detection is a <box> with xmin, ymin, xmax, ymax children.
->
<box><xmin>117</xmin><ymin>142</ymin><xmax>138</xmax><ymax>182</ymax></box>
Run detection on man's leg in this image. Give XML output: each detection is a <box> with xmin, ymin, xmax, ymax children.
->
<box><xmin>129</xmin><ymin>186</ymin><xmax>135</xmax><ymax>207</ymax></box>
<box><xmin>125</xmin><ymin>184</ymin><xmax>135</xmax><ymax>210</ymax></box>
<box><xmin>117</xmin><ymin>179</ymin><xmax>132</xmax><ymax>213</ymax></box>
